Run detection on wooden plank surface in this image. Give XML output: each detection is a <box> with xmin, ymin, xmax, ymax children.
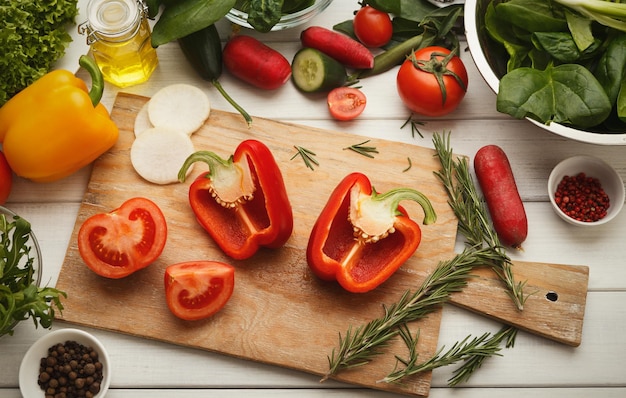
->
<box><xmin>56</xmin><ymin>93</ymin><xmax>588</xmax><ymax>397</ymax></box>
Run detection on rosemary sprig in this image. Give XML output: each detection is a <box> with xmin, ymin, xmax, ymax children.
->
<box><xmin>401</xmin><ymin>114</ymin><xmax>425</xmax><ymax>138</ymax></box>
<box><xmin>290</xmin><ymin>145</ymin><xmax>319</xmax><ymax>170</ymax></box>
<box><xmin>343</xmin><ymin>140</ymin><xmax>379</xmax><ymax>158</ymax></box>
<box><xmin>403</xmin><ymin>157</ymin><xmax>412</xmax><ymax>172</ymax></box>
<box><xmin>322</xmin><ymin>247</ymin><xmax>506</xmax><ymax>381</ymax></box>
<box><xmin>381</xmin><ymin>325</ymin><xmax>518</xmax><ymax>385</ymax></box>
<box><xmin>432</xmin><ymin>132</ymin><xmax>529</xmax><ymax>310</ymax></box>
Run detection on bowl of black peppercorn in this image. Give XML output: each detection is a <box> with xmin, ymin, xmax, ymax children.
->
<box><xmin>19</xmin><ymin>328</ymin><xmax>111</xmax><ymax>398</ymax></box>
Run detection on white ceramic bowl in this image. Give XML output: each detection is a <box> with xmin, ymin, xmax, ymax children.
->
<box><xmin>226</xmin><ymin>0</ymin><xmax>333</xmax><ymax>31</ymax></box>
<box><xmin>19</xmin><ymin>328</ymin><xmax>111</xmax><ymax>397</ymax></box>
<box><xmin>548</xmin><ymin>156</ymin><xmax>625</xmax><ymax>226</ymax></box>
<box><xmin>0</xmin><ymin>206</ymin><xmax>43</xmax><ymax>338</ymax></box>
<box><xmin>464</xmin><ymin>0</ymin><xmax>626</xmax><ymax>146</ymax></box>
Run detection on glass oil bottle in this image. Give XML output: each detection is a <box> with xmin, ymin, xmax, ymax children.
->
<box><xmin>79</xmin><ymin>0</ymin><xmax>158</xmax><ymax>87</ymax></box>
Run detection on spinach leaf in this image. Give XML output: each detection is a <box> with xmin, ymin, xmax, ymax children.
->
<box><xmin>594</xmin><ymin>32</ymin><xmax>626</xmax><ymax>104</ymax></box>
<box><xmin>248</xmin><ymin>0</ymin><xmax>284</xmax><ymax>33</ymax></box>
<box><xmin>532</xmin><ymin>32</ymin><xmax>581</xmax><ymax>63</ymax></box>
<box><xmin>152</xmin><ymin>0</ymin><xmax>236</xmax><ymax>46</ymax></box>
<box><xmin>496</xmin><ymin>64</ymin><xmax>612</xmax><ymax>128</ymax></box>
<box><xmin>494</xmin><ymin>0</ymin><xmax>567</xmax><ymax>33</ymax></box>
<box><xmin>565</xmin><ymin>9</ymin><xmax>595</xmax><ymax>51</ymax></box>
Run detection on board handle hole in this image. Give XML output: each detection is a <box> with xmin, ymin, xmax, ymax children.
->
<box><xmin>546</xmin><ymin>291</ymin><xmax>558</xmax><ymax>302</ymax></box>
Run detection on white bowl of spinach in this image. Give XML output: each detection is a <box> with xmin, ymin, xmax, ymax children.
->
<box><xmin>0</xmin><ymin>207</ymin><xmax>65</xmax><ymax>338</ymax></box>
<box><xmin>465</xmin><ymin>0</ymin><xmax>626</xmax><ymax>145</ymax></box>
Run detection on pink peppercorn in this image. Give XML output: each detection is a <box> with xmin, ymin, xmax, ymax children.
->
<box><xmin>554</xmin><ymin>172</ymin><xmax>610</xmax><ymax>222</ymax></box>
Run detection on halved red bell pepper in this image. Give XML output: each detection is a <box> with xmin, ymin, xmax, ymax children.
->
<box><xmin>306</xmin><ymin>172</ymin><xmax>437</xmax><ymax>293</ymax></box>
<box><xmin>178</xmin><ymin>139</ymin><xmax>293</xmax><ymax>260</ymax></box>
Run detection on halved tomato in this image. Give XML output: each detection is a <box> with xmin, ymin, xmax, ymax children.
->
<box><xmin>77</xmin><ymin>197</ymin><xmax>167</xmax><ymax>279</ymax></box>
<box><xmin>327</xmin><ymin>87</ymin><xmax>367</xmax><ymax>121</ymax></box>
<box><xmin>164</xmin><ymin>261</ymin><xmax>235</xmax><ymax>321</ymax></box>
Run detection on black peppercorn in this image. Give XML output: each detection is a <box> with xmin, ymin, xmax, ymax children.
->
<box><xmin>38</xmin><ymin>340</ymin><xmax>104</xmax><ymax>398</ymax></box>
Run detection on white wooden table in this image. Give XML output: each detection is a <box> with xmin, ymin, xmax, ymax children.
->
<box><xmin>2</xmin><ymin>2</ymin><xmax>626</xmax><ymax>397</ymax></box>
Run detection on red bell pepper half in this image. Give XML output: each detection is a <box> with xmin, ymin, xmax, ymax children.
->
<box><xmin>306</xmin><ymin>172</ymin><xmax>437</xmax><ymax>293</ymax></box>
<box><xmin>178</xmin><ymin>139</ymin><xmax>293</xmax><ymax>260</ymax></box>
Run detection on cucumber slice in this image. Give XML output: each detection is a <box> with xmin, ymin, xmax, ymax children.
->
<box><xmin>291</xmin><ymin>48</ymin><xmax>347</xmax><ymax>93</ymax></box>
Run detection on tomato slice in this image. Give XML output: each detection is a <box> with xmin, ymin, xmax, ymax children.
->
<box><xmin>77</xmin><ymin>197</ymin><xmax>167</xmax><ymax>279</ymax></box>
<box><xmin>327</xmin><ymin>87</ymin><xmax>367</xmax><ymax>121</ymax></box>
<box><xmin>164</xmin><ymin>261</ymin><xmax>235</xmax><ymax>321</ymax></box>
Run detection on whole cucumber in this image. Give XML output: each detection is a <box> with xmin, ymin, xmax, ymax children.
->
<box><xmin>178</xmin><ymin>25</ymin><xmax>253</xmax><ymax>126</ymax></box>
<box><xmin>178</xmin><ymin>24</ymin><xmax>223</xmax><ymax>81</ymax></box>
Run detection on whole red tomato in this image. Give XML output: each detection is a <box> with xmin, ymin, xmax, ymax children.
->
<box><xmin>0</xmin><ymin>151</ymin><xmax>12</xmax><ymax>204</ymax></box>
<box><xmin>164</xmin><ymin>261</ymin><xmax>235</xmax><ymax>321</ymax></box>
<box><xmin>396</xmin><ymin>46</ymin><xmax>468</xmax><ymax>117</ymax></box>
<box><xmin>353</xmin><ymin>5</ymin><xmax>393</xmax><ymax>48</ymax></box>
<box><xmin>77</xmin><ymin>197</ymin><xmax>167</xmax><ymax>279</ymax></box>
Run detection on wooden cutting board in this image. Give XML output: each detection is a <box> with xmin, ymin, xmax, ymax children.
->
<box><xmin>56</xmin><ymin>93</ymin><xmax>588</xmax><ymax>397</ymax></box>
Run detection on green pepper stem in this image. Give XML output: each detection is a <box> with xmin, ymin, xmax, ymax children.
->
<box><xmin>178</xmin><ymin>150</ymin><xmax>233</xmax><ymax>183</ymax></box>
<box><xmin>79</xmin><ymin>55</ymin><xmax>104</xmax><ymax>107</ymax></box>
<box><xmin>211</xmin><ymin>79</ymin><xmax>253</xmax><ymax>127</ymax></box>
<box><xmin>373</xmin><ymin>187</ymin><xmax>437</xmax><ymax>225</ymax></box>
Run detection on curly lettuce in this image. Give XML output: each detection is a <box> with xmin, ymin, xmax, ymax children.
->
<box><xmin>0</xmin><ymin>0</ymin><xmax>78</xmax><ymax>106</ymax></box>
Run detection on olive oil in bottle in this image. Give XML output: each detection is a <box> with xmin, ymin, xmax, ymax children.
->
<box><xmin>80</xmin><ymin>0</ymin><xmax>158</xmax><ymax>87</ymax></box>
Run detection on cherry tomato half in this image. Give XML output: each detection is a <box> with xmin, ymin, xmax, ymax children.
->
<box><xmin>0</xmin><ymin>151</ymin><xmax>12</xmax><ymax>205</ymax></box>
<box><xmin>327</xmin><ymin>87</ymin><xmax>367</xmax><ymax>121</ymax></box>
<box><xmin>396</xmin><ymin>46</ymin><xmax>468</xmax><ymax>117</ymax></box>
<box><xmin>353</xmin><ymin>5</ymin><xmax>393</xmax><ymax>48</ymax></box>
<box><xmin>78</xmin><ymin>197</ymin><xmax>167</xmax><ymax>279</ymax></box>
<box><xmin>164</xmin><ymin>261</ymin><xmax>235</xmax><ymax>321</ymax></box>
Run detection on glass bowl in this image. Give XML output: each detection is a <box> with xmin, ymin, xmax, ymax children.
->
<box><xmin>0</xmin><ymin>206</ymin><xmax>43</xmax><ymax>338</ymax></box>
<box><xmin>464</xmin><ymin>0</ymin><xmax>626</xmax><ymax>146</ymax></box>
<box><xmin>226</xmin><ymin>0</ymin><xmax>333</xmax><ymax>31</ymax></box>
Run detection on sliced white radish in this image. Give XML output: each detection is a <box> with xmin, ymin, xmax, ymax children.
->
<box><xmin>148</xmin><ymin>84</ymin><xmax>211</xmax><ymax>136</ymax></box>
<box><xmin>130</xmin><ymin>126</ymin><xmax>195</xmax><ymax>185</ymax></box>
<box><xmin>134</xmin><ymin>101</ymin><xmax>153</xmax><ymax>137</ymax></box>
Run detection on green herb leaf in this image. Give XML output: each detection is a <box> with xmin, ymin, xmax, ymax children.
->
<box><xmin>343</xmin><ymin>140</ymin><xmax>379</xmax><ymax>158</ymax></box>
<box><xmin>0</xmin><ymin>213</ymin><xmax>66</xmax><ymax>337</ymax></box>
<box><xmin>291</xmin><ymin>145</ymin><xmax>319</xmax><ymax>170</ymax></box>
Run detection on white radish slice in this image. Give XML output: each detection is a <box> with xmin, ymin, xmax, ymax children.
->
<box><xmin>134</xmin><ymin>101</ymin><xmax>153</xmax><ymax>137</ymax></box>
<box><xmin>130</xmin><ymin>126</ymin><xmax>195</xmax><ymax>185</ymax></box>
<box><xmin>148</xmin><ymin>84</ymin><xmax>211</xmax><ymax>136</ymax></box>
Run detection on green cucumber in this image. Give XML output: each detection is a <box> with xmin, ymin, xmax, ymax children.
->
<box><xmin>291</xmin><ymin>48</ymin><xmax>347</xmax><ymax>93</ymax></box>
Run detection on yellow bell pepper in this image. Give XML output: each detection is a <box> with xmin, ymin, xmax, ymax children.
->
<box><xmin>0</xmin><ymin>55</ymin><xmax>118</xmax><ymax>182</ymax></box>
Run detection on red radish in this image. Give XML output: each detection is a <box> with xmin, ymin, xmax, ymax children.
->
<box><xmin>223</xmin><ymin>35</ymin><xmax>292</xmax><ymax>90</ymax></box>
<box><xmin>300</xmin><ymin>26</ymin><xmax>374</xmax><ymax>70</ymax></box>
<box><xmin>474</xmin><ymin>145</ymin><xmax>528</xmax><ymax>249</ymax></box>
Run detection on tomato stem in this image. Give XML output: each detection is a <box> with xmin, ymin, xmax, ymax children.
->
<box><xmin>409</xmin><ymin>47</ymin><xmax>467</xmax><ymax>106</ymax></box>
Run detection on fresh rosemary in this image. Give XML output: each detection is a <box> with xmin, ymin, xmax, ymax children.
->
<box><xmin>343</xmin><ymin>140</ymin><xmax>379</xmax><ymax>158</ymax></box>
<box><xmin>432</xmin><ymin>132</ymin><xmax>529</xmax><ymax>310</ymax></box>
<box><xmin>290</xmin><ymin>145</ymin><xmax>319</xmax><ymax>170</ymax></box>
<box><xmin>322</xmin><ymin>246</ymin><xmax>507</xmax><ymax>381</ymax></box>
<box><xmin>400</xmin><ymin>114</ymin><xmax>426</xmax><ymax>138</ymax></box>
<box><xmin>382</xmin><ymin>324</ymin><xmax>518</xmax><ymax>386</ymax></box>
<box><xmin>403</xmin><ymin>157</ymin><xmax>412</xmax><ymax>173</ymax></box>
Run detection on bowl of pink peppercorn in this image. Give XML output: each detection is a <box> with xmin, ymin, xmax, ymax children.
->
<box><xmin>548</xmin><ymin>155</ymin><xmax>625</xmax><ymax>226</ymax></box>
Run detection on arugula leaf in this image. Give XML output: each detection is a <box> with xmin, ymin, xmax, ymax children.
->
<box><xmin>0</xmin><ymin>213</ymin><xmax>66</xmax><ymax>337</ymax></box>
